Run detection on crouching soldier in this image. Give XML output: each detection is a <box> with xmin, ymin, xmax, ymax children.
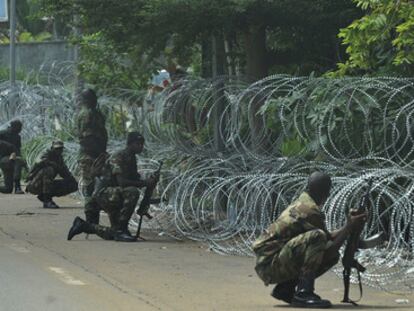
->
<box><xmin>26</xmin><ymin>140</ymin><xmax>78</xmax><ymax>208</ymax></box>
<box><xmin>67</xmin><ymin>132</ymin><xmax>159</xmax><ymax>242</ymax></box>
<box><xmin>253</xmin><ymin>172</ymin><xmax>366</xmax><ymax>308</ymax></box>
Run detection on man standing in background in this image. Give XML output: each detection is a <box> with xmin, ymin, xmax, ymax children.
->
<box><xmin>77</xmin><ymin>89</ymin><xmax>108</xmax><ymax>224</ymax></box>
<box><xmin>0</xmin><ymin>120</ymin><xmax>26</xmax><ymax>194</ymax></box>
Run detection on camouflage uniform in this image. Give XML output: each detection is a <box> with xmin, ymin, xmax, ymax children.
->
<box><xmin>77</xmin><ymin>105</ymin><xmax>107</xmax><ymax>223</ymax></box>
<box><xmin>91</xmin><ymin>148</ymin><xmax>140</xmax><ymax>239</ymax></box>
<box><xmin>253</xmin><ymin>192</ymin><xmax>339</xmax><ymax>286</ymax></box>
<box><xmin>0</xmin><ymin>141</ymin><xmax>17</xmax><ymax>193</ymax></box>
<box><xmin>26</xmin><ymin>149</ymin><xmax>78</xmax><ymax>198</ymax></box>
<box><xmin>0</xmin><ymin>128</ymin><xmax>26</xmax><ymax>193</ymax></box>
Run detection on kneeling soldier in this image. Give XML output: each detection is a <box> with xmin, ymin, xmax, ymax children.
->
<box><xmin>253</xmin><ymin>172</ymin><xmax>366</xmax><ymax>308</ymax></box>
<box><xmin>26</xmin><ymin>140</ymin><xmax>78</xmax><ymax>208</ymax></box>
<box><xmin>67</xmin><ymin>132</ymin><xmax>159</xmax><ymax>242</ymax></box>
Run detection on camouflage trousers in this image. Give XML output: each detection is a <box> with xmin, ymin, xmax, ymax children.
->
<box><xmin>91</xmin><ymin>186</ymin><xmax>140</xmax><ymax>240</ymax></box>
<box><xmin>255</xmin><ymin>229</ymin><xmax>339</xmax><ymax>285</ymax></box>
<box><xmin>26</xmin><ymin>166</ymin><xmax>78</xmax><ymax>198</ymax></box>
<box><xmin>78</xmin><ymin>153</ymin><xmax>100</xmax><ymax>223</ymax></box>
<box><xmin>0</xmin><ymin>156</ymin><xmax>26</xmax><ymax>193</ymax></box>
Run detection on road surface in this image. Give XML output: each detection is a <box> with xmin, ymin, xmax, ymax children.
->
<box><xmin>0</xmin><ymin>193</ymin><xmax>413</xmax><ymax>310</ymax></box>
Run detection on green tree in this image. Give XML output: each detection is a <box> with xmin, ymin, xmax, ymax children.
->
<box><xmin>334</xmin><ymin>0</ymin><xmax>414</xmax><ymax>76</ymax></box>
<box><xmin>39</xmin><ymin>0</ymin><xmax>360</xmax><ymax>84</ymax></box>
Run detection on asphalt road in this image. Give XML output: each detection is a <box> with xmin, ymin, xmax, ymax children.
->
<box><xmin>0</xmin><ymin>193</ymin><xmax>413</xmax><ymax>311</ymax></box>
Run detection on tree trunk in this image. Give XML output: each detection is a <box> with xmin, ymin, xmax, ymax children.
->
<box><xmin>244</xmin><ymin>25</ymin><xmax>268</xmax><ymax>80</ymax></box>
<box><xmin>244</xmin><ymin>25</ymin><xmax>269</xmax><ymax>152</ymax></box>
<box><xmin>201</xmin><ymin>38</ymin><xmax>212</xmax><ymax>78</ymax></box>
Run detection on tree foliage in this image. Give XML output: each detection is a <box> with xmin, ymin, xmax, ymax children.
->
<box><xmin>334</xmin><ymin>0</ymin><xmax>414</xmax><ymax>76</ymax></box>
<box><xmin>39</xmin><ymin>0</ymin><xmax>360</xmax><ymax>86</ymax></box>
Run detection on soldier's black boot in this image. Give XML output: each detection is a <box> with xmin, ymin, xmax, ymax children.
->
<box><xmin>114</xmin><ymin>230</ymin><xmax>136</xmax><ymax>242</ymax></box>
<box><xmin>14</xmin><ymin>181</ymin><xmax>24</xmax><ymax>194</ymax></box>
<box><xmin>114</xmin><ymin>221</ymin><xmax>136</xmax><ymax>242</ymax></box>
<box><xmin>43</xmin><ymin>200</ymin><xmax>59</xmax><ymax>209</ymax></box>
<box><xmin>271</xmin><ymin>279</ymin><xmax>298</xmax><ymax>303</ymax></box>
<box><xmin>291</xmin><ymin>273</ymin><xmax>332</xmax><ymax>308</ymax></box>
<box><xmin>67</xmin><ymin>217</ymin><xmax>94</xmax><ymax>240</ymax></box>
<box><xmin>41</xmin><ymin>194</ymin><xmax>60</xmax><ymax>209</ymax></box>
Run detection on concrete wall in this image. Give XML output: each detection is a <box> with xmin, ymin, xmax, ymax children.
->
<box><xmin>0</xmin><ymin>41</ymin><xmax>75</xmax><ymax>72</ymax></box>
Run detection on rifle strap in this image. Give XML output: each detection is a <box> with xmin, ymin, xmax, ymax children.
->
<box><xmin>356</xmin><ymin>269</ymin><xmax>363</xmax><ymax>303</ymax></box>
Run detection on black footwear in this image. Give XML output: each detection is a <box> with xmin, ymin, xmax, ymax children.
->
<box><xmin>43</xmin><ymin>201</ymin><xmax>59</xmax><ymax>209</ymax></box>
<box><xmin>291</xmin><ymin>292</ymin><xmax>331</xmax><ymax>308</ymax></box>
<box><xmin>271</xmin><ymin>279</ymin><xmax>298</xmax><ymax>304</ymax></box>
<box><xmin>14</xmin><ymin>181</ymin><xmax>24</xmax><ymax>194</ymax></box>
<box><xmin>37</xmin><ymin>194</ymin><xmax>45</xmax><ymax>202</ymax></box>
<box><xmin>67</xmin><ymin>217</ymin><xmax>91</xmax><ymax>240</ymax></box>
<box><xmin>114</xmin><ymin>230</ymin><xmax>136</xmax><ymax>242</ymax></box>
<box><xmin>291</xmin><ymin>273</ymin><xmax>332</xmax><ymax>308</ymax></box>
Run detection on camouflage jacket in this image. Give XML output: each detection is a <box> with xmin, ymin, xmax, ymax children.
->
<box><xmin>110</xmin><ymin>148</ymin><xmax>140</xmax><ymax>184</ymax></box>
<box><xmin>253</xmin><ymin>192</ymin><xmax>330</xmax><ymax>259</ymax></box>
<box><xmin>27</xmin><ymin>149</ymin><xmax>73</xmax><ymax>181</ymax></box>
<box><xmin>0</xmin><ymin>140</ymin><xmax>16</xmax><ymax>158</ymax></box>
<box><xmin>0</xmin><ymin>128</ymin><xmax>21</xmax><ymax>155</ymax></box>
<box><xmin>77</xmin><ymin>106</ymin><xmax>108</xmax><ymax>157</ymax></box>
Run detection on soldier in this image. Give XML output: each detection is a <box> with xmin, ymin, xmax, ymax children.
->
<box><xmin>26</xmin><ymin>140</ymin><xmax>78</xmax><ymax>209</ymax></box>
<box><xmin>77</xmin><ymin>88</ymin><xmax>108</xmax><ymax>224</ymax></box>
<box><xmin>253</xmin><ymin>172</ymin><xmax>366</xmax><ymax>308</ymax></box>
<box><xmin>0</xmin><ymin>140</ymin><xmax>18</xmax><ymax>193</ymax></box>
<box><xmin>0</xmin><ymin>120</ymin><xmax>26</xmax><ymax>194</ymax></box>
<box><xmin>67</xmin><ymin>132</ymin><xmax>159</xmax><ymax>242</ymax></box>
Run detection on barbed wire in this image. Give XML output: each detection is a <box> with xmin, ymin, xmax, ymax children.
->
<box><xmin>1</xmin><ymin>63</ymin><xmax>414</xmax><ymax>291</ymax></box>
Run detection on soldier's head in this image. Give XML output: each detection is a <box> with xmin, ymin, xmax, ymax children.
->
<box><xmin>307</xmin><ymin>172</ymin><xmax>332</xmax><ymax>206</ymax></box>
<box><xmin>10</xmin><ymin>119</ymin><xmax>22</xmax><ymax>134</ymax></box>
<box><xmin>79</xmin><ymin>89</ymin><xmax>97</xmax><ymax>108</ymax></box>
<box><xmin>51</xmin><ymin>140</ymin><xmax>64</xmax><ymax>155</ymax></box>
<box><xmin>127</xmin><ymin>131</ymin><xmax>145</xmax><ymax>154</ymax></box>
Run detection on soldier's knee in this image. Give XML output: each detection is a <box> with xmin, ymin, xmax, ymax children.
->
<box><xmin>307</xmin><ymin>229</ymin><xmax>328</xmax><ymax>245</ymax></box>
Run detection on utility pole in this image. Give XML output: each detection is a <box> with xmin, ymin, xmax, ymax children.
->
<box><xmin>10</xmin><ymin>0</ymin><xmax>16</xmax><ymax>88</ymax></box>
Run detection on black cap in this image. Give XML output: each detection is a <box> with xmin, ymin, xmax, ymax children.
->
<box><xmin>80</xmin><ymin>89</ymin><xmax>97</xmax><ymax>105</ymax></box>
<box><xmin>127</xmin><ymin>131</ymin><xmax>145</xmax><ymax>145</ymax></box>
<box><xmin>10</xmin><ymin>119</ymin><xmax>22</xmax><ymax>127</ymax></box>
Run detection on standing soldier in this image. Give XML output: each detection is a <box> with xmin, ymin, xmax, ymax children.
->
<box><xmin>77</xmin><ymin>89</ymin><xmax>108</xmax><ymax>224</ymax></box>
<box><xmin>0</xmin><ymin>140</ymin><xmax>18</xmax><ymax>193</ymax></box>
<box><xmin>253</xmin><ymin>172</ymin><xmax>366</xmax><ymax>308</ymax></box>
<box><xmin>26</xmin><ymin>140</ymin><xmax>78</xmax><ymax>208</ymax></box>
<box><xmin>0</xmin><ymin>120</ymin><xmax>26</xmax><ymax>194</ymax></box>
<box><xmin>67</xmin><ymin>132</ymin><xmax>159</xmax><ymax>242</ymax></box>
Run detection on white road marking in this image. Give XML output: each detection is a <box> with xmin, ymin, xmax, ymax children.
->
<box><xmin>49</xmin><ymin>267</ymin><xmax>86</xmax><ymax>286</ymax></box>
<box><xmin>7</xmin><ymin>244</ymin><xmax>30</xmax><ymax>253</ymax></box>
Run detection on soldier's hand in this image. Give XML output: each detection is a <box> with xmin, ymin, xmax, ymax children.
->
<box><xmin>146</xmin><ymin>176</ymin><xmax>157</xmax><ymax>187</ymax></box>
<box><xmin>347</xmin><ymin>209</ymin><xmax>367</xmax><ymax>231</ymax></box>
<box><xmin>9</xmin><ymin>152</ymin><xmax>16</xmax><ymax>161</ymax></box>
<box><xmin>151</xmin><ymin>171</ymin><xmax>160</xmax><ymax>181</ymax></box>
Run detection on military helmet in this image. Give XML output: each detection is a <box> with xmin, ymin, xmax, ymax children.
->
<box><xmin>127</xmin><ymin>131</ymin><xmax>145</xmax><ymax>145</ymax></box>
<box><xmin>51</xmin><ymin>140</ymin><xmax>64</xmax><ymax>149</ymax></box>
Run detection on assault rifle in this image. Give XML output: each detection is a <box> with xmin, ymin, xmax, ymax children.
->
<box><xmin>341</xmin><ymin>179</ymin><xmax>384</xmax><ymax>305</ymax></box>
<box><xmin>135</xmin><ymin>161</ymin><xmax>163</xmax><ymax>240</ymax></box>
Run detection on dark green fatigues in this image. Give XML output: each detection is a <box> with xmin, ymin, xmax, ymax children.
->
<box><xmin>0</xmin><ymin>128</ymin><xmax>26</xmax><ymax>193</ymax></box>
<box><xmin>77</xmin><ymin>106</ymin><xmax>108</xmax><ymax>223</ymax></box>
<box><xmin>26</xmin><ymin>149</ymin><xmax>78</xmax><ymax>199</ymax></box>
<box><xmin>253</xmin><ymin>192</ymin><xmax>339</xmax><ymax>286</ymax></box>
<box><xmin>0</xmin><ymin>141</ymin><xmax>19</xmax><ymax>193</ymax></box>
<box><xmin>88</xmin><ymin>148</ymin><xmax>141</xmax><ymax>240</ymax></box>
